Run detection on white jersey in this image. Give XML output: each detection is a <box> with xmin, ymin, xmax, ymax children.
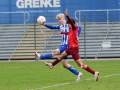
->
<box><xmin>44</xmin><ymin>23</ymin><xmax>69</xmax><ymax>45</ymax></box>
<box><xmin>57</xmin><ymin>24</ymin><xmax>69</xmax><ymax>45</ymax></box>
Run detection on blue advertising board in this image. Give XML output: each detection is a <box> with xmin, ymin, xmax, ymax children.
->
<box><xmin>0</xmin><ymin>0</ymin><xmax>120</xmax><ymax>24</ymax></box>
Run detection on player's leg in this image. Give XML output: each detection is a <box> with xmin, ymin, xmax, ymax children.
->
<box><xmin>62</xmin><ymin>60</ymin><xmax>80</xmax><ymax>75</ymax></box>
<box><xmin>61</xmin><ymin>59</ymin><xmax>82</xmax><ymax>81</ymax></box>
<box><xmin>75</xmin><ymin>59</ymin><xmax>99</xmax><ymax>81</ymax></box>
<box><xmin>44</xmin><ymin>50</ymin><xmax>68</xmax><ymax>68</ymax></box>
<box><xmin>41</xmin><ymin>49</ymin><xmax>60</xmax><ymax>59</ymax></box>
<box><xmin>70</xmin><ymin>47</ymin><xmax>99</xmax><ymax>81</ymax></box>
<box><xmin>34</xmin><ymin>48</ymin><xmax>60</xmax><ymax>60</ymax></box>
<box><xmin>44</xmin><ymin>45</ymin><xmax>68</xmax><ymax>68</ymax></box>
<box><xmin>34</xmin><ymin>45</ymin><xmax>68</xmax><ymax>60</ymax></box>
<box><xmin>49</xmin><ymin>45</ymin><xmax>69</xmax><ymax>66</ymax></box>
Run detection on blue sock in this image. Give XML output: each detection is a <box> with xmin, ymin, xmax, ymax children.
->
<box><xmin>68</xmin><ymin>66</ymin><xmax>80</xmax><ymax>75</ymax></box>
<box><xmin>40</xmin><ymin>53</ymin><xmax>53</xmax><ymax>59</ymax></box>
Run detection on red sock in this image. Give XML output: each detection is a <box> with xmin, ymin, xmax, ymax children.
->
<box><xmin>85</xmin><ymin>66</ymin><xmax>95</xmax><ymax>75</ymax></box>
<box><xmin>52</xmin><ymin>58</ymin><xmax>61</xmax><ymax>66</ymax></box>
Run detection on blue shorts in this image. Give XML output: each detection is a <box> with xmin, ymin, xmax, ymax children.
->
<box><xmin>58</xmin><ymin>44</ymin><xmax>68</xmax><ymax>59</ymax></box>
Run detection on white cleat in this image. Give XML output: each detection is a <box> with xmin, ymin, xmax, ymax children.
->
<box><xmin>44</xmin><ymin>62</ymin><xmax>53</xmax><ymax>69</ymax></box>
<box><xmin>76</xmin><ymin>72</ymin><xmax>83</xmax><ymax>82</ymax></box>
<box><xmin>94</xmin><ymin>72</ymin><xmax>99</xmax><ymax>81</ymax></box>
<box><xmin>34</xmin><ymin>51</ymin><xmax>40</xmax><ymax>60</ymax></box>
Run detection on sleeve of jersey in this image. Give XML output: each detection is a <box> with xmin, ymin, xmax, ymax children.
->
<box><xmin>60</xmin><ymin>32</ymin><xmax>69</xmax><ymax>35</ymax></box>
<box><xmin>44</xmin><ymin>24</ymin><xmax>60</xmax><ymax>29</ymax></box>
<box><xmin>78</xmin><ymin>26</ymin><xmax>82</xmax><ymax>36</ymax></box>
<box><xmin>66</xmin><ymin>15</ymin><xmax>76</xmax><ymax>30</ymax></box>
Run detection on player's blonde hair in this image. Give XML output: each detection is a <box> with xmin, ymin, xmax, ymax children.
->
<box><xmin>56</xmin><ymin>13</ymin><xmax>65</xmax><ymax>20</ymax></box>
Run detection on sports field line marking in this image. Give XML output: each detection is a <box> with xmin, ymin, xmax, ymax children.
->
<box><xmin>26</xmin><ymin>73</ymin><xmax>120</xmax><ymax>90</ymax></box>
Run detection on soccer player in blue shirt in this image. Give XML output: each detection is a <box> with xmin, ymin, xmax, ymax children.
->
<box><xmin>34</xmin><ymin>13</ymin><xmax>82</xmax><ymax>81</ymax></box>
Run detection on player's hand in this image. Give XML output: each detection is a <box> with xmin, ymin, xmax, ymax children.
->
<box><xmin>64</xmin><ymin>9</ymin><xmax>68</xmax><ymax>16</ymax></box>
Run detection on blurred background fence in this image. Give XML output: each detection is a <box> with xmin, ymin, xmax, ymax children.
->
<box><xmin>0</xmin><ymin>9</ymin><xmax>120</xmax><ymax>60</ymax></box>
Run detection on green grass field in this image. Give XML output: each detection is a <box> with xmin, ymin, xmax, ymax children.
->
<box><xmin>0</xmin><ymin>60</ymin><xmax>120</xmax><ymax>90</ymax></box>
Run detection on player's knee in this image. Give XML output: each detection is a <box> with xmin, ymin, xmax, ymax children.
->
<box><xmin>58</xmin><ymin>55</ymin><xmax>64</xmax><ymax>60</ymax></box>
<box><xmin>58</xmin><ymin>53</ymin><xmax>65</xmax><ymax>60</ymax></box>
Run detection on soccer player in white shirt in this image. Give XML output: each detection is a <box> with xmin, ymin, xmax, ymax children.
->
<box><xmin>34</xmin><ymin>13</ymin><xmax>82</xmax><ymax>81</ymax></box>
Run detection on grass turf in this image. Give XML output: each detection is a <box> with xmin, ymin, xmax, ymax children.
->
<box><xmin>0</xmin><ymin>60</ymin><xmax>120</xmax><ymax>90</ymax></box>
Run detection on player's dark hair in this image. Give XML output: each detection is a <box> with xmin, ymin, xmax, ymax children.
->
<box><xmin>67</xmin><ymin>18</ymin><xmax>75</xmax><ymax>24</ymax></box>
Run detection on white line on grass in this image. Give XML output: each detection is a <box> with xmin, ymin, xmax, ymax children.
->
<box><xmin>26</xmin><ymin>73</ymin><xmax>120</xmax><ymax>90</ymax></box>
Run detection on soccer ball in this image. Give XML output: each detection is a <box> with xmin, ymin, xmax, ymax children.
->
<box><xmin>37</xmin><ymin>16</ymin><xmax>46</xmax><ymax>24</ymax></box>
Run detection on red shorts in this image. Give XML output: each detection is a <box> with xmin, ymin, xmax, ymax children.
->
<box><xmin>65</xmin><ymin>47</ymin><xmax>80</xmax><ymax>61</ymax></box>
